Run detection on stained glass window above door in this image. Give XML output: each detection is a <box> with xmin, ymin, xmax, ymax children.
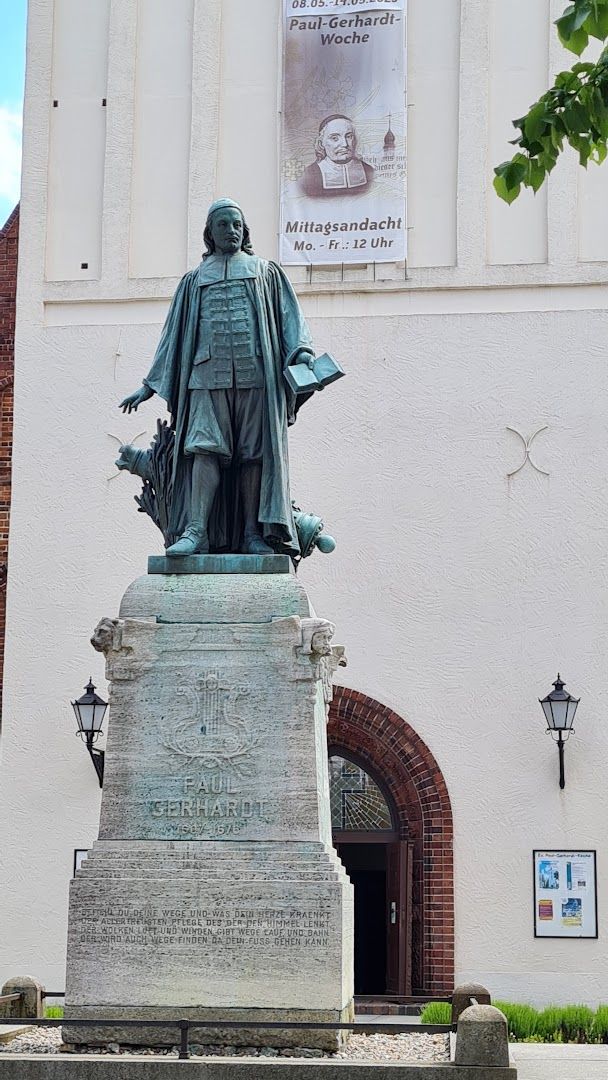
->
<box><xmin>329</xmin><ymin>755</ymin><xmax>394</xmax><ymax>831</ymax></box>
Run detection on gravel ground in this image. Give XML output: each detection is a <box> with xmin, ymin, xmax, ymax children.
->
<box><xmin>0</xmin><ymin>1028</ymin><xmax>449</xmax><ymax>1062</ymax></box>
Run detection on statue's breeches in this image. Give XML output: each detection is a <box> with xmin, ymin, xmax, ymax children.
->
<box><xmin>184</xmin><ymin>388</ymin><xmax>263</xmax><ymax>464</ymax></box>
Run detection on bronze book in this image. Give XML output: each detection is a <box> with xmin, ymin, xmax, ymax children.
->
<box><xmin>284</xmin><ymin>352</ymin><xmax>344</xmax><ymax>395</ymax></box>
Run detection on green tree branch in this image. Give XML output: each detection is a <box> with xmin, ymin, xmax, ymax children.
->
<box><xmin>494</xmin><ymin>0</ymin><xmax>608</xmax><ymax>202</ymax></box>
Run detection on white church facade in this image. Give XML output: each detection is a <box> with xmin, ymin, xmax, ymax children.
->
<box><xmin>1</xmin><ymin>0</ymin><xmax>608</xmax><ymax>1005</ymax></box>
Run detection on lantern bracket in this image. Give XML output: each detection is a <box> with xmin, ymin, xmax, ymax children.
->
<box><xmin>82</xmin><ymin>732</ymin><xmax>105</xmax><ymax>788</ymax></box>
<box><xmin>545</xmin><ymin>728</ymin><xmax>568</xmax><ymax>790</ymax></box>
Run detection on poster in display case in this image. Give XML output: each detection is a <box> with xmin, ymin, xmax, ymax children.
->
<box><xmin>533</xmin><ymin>850</ymin><xmax>597</xmax><ymax>938</ymax></box>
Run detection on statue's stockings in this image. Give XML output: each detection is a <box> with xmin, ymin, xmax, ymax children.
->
<box><xmin>191</xmin><ymin>455</ymin><xmax>263</xmax><ymax>542</ymax></box>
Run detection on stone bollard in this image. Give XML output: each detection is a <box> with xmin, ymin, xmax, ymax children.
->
<box><xmin>455</xmin><ymin>1003</ymin><xmax>510</xmax><ymax>1068</ymax></box>
<box><xmin>451</xmin><ymin>981</ymin><xmax>492</xmax><ymax>1024</ymax></box>
<box><xmin>0</xmin><ymin>977</ymin><xmax>45</xmax><ymax>1019</ymax></box>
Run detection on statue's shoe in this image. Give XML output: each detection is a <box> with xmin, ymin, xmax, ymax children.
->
<box><xmin>166</xmin><ymin>526</ymin><xmax>209</xmax><ymax>557</ymax></box>
<box><xmin>242</xmin><ymin>533</ymin><xmax>274</xmax><ymax>556</ymax></box>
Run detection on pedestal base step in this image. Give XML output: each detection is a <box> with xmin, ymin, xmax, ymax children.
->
<box><xmin>0</xmin><ymin>1060</ymin><xmax>518</xmax><ymax>1080</ymax></box>
<box><xmin>62</xmin><ymin>1005</ymin><xmax>354</xmax><ymax>1051</ymax></box>
<box><xmin>148</xmin><ymin>554</ymin><xmax>291</xmax><ymax>575</ymax></box>
<box><xmin>66</xmin><ymin>840</ymin><xmax>354</xmax><ymax>1034</ymax></box>
<box><xmin>77</xmin><ymin>841</ymin><xmax>350</xmax><ymax>884</ymax></box>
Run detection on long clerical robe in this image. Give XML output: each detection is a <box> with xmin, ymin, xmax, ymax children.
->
<box><xmin>143</xmin><ymin>251</ymin><xmax>314</xmax><ymax>554</ymax></box>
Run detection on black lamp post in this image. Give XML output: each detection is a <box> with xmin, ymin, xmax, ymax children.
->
<box><xmin>539</xmin><ymin>674</ymin><xmax>580</xmax><ymax>790</ymax></box>
<box><xmin>71</xmin><ymin>678</ymin><xmax>108</xmax><ymax>788</ymax></box>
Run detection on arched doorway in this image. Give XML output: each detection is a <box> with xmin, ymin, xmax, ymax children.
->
<box><xmin>328</xmin><ymin>687</ymin><xmax>454</xmax><ymax>996</ymax></box>
<box><xmin>329</xmin><ymin>751</ymin><xmax>412</xmax><ymax>995</ymax></box>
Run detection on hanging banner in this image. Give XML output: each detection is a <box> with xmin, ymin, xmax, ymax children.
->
<box><xmin>280</xmin><ymin>0</ymin><xmax>406</xmax><ymax>266</ymax></box>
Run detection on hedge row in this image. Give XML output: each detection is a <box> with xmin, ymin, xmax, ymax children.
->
<box><xmin>421</xmin><ymin>1000</ymin><xmax>608</xmax><ymax>1043</ymax></box>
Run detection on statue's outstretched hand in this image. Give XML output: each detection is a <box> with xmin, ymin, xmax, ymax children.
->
<box><xmin>119</xmin><ymin>385</ymin><xmax>154</xmax><ymax>413</ymax></box>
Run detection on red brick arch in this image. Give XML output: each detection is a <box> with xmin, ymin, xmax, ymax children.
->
<box><xmin>328</xmin><ymin>686</ymin><xmax>454</xmax><ymax>995</ymax></box>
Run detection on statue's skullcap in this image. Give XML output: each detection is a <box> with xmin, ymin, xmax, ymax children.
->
<box><xmin>207</xmin><ymin>198</ymin><xmax>243</xmax><ymax>219</ymax></box>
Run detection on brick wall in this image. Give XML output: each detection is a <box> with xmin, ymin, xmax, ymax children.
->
<box><xmin>0</xmin><ymin>205</ymin><xmax>18</xmax><ymax>729</ymax></box>
<box><xmin>328</xmin><ymin>685</ymin><xmax>454</xmax><ymax>995</ymax></box>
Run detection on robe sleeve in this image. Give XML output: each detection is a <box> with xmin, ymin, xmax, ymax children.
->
<box><xmin>267</xmin><ymin>262</ymin><xmax>314</xmax><ymax>367</ymax></box>
<box><xmin>143</xmin><ymin>271</ymin><xmax>195</xmax><ymax>416</ymax></box>
<box><xmin>264</xmin><ymin>262</ymin><xmax>316</xmax><ymax>423</ymax></box>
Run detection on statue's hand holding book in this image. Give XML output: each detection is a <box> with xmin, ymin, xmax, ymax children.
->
<box><xmin>284</xmin><ymin>352</ymin><xmax>345</xmax><ymax>395</ymax></box>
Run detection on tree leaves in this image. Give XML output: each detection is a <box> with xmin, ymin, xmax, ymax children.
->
<box><xmin>493</xmin><ymin>175</ymin><xmax>521</xmax><ymax>204</ymax></box>
<box><xmin>528</xmin><ymin>160</ymin><xmax>546</xmax><ymax>191</ymax></box>
<box><xmin>523</xmin><ymin>102</ymin><xmax>550</xmax><ymax>142</ymax></box>
<box><xmin>587</xmin><ymin>8</ymin><xmax>608</xmax><ymax>39</ymax></box>
<box><xmin>556</xmin><ymin>0</ymin><xmax>594</xmax><ymax>51</ymax></box>
<box><xmin>493</xmin><ymin>155</ymin><xmax>551</xmax><ymax>200</ymax></box>
<box><xmin>494</xmin><ymin>0</ymin><xmax>608</xmax><ymax>202</ymax></box>
<box><xmin>563</xmin><ymin>99</ymin><xmax>590</xmax><ymax>133</ymax></box>
<box><xmin>559</xmin><ymin>0</ymin><xmax>594</xmax><ymax>33</ymax></box>
<box><xmin>561</xmin><ymin>26</ymin><xmax>590</xmax><ymax>54</ymax></box>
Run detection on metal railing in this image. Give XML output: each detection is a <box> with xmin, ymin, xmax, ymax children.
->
<box><xmin>0</xmin><ymin>1015</ymin><xmax>455</xmax><ymax>1061</ymax></box>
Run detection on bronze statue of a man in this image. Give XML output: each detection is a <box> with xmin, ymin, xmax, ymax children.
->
<box><xmin>120</xmin><ymin>199</ymin><xmax>317</xmax><ymax>557</ymax></box>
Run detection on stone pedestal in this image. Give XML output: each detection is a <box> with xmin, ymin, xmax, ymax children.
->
<box><xmin>64</xmin><ymin>562</ymin><xmax>353</xmax><ymax>1049</ymax></box>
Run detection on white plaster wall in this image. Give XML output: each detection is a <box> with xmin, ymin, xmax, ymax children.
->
<box><xmin>46</xmin><ymin>0</ymin><xmax>111</xmax><ymax>281</ymax></box>
<box><xmin>292</xmin><ymin>306</ymin><xmax>608</xmax><ymax>1005</ymax></box>
<box><xmin>2</xmin><ymin>0</ymin><xmax>608</xmax><ymax>1004</ymax></box>
<box><xmin>406</xmin><ymin>0</ymin><xmax>460</xmax><ymax>269</ymax></box>
<box><xmin>486</xmin><ymin>0</ymin><xmax>549</xmax><ymax>265</ymax></box>
<box><xmin>129</xmin><ymin>0</ymin><xmax>194</xmax><ymax>278</ymax></box>
<box><xmin>215</xmin><ymin>0</ymin><xmax>281</xmax><ymax>259</ymax></box>
<box><xmin>577</xmin><ymin>35</ymin><xmax>608</xmax><ymax>263</ymax></box>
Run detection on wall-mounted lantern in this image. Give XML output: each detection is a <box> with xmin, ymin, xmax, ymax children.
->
<box><xmin>539</xmin><ymin>674</ymin><xmax>580</xmax><ymax>790</ymax></box>
<box><xmin>71</xmin><ymin>678</ymin><xmax>107</xmax><ymax>788</ymax></box>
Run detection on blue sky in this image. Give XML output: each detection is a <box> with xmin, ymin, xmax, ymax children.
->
<box><xmin>0</xmin><ymin>0</ymin><xmax>27</xmax><ymax>225</ymax></box>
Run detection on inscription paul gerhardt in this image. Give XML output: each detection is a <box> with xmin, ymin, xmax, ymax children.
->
<box><xmin>149</xmin><ymin>773</ymin><xmax>270</xmax><ymax>837</ymax></box>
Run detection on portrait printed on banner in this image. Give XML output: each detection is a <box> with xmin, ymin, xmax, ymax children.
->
<box><xmin>299</xmin><ymin>114</ymin><xmax>375</xmax><ymax>198</ymax></box>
